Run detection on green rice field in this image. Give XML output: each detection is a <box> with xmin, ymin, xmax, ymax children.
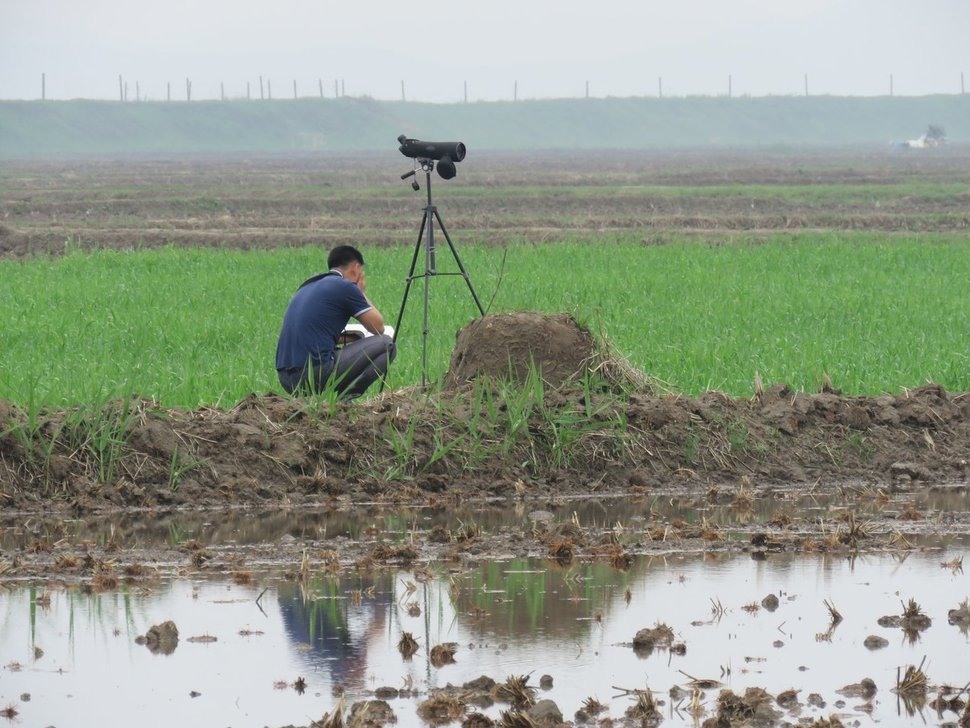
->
<box><xmin>2</xmin><ymin>232</ymin><xmax>969</xmax><ymax>409</ymax></box>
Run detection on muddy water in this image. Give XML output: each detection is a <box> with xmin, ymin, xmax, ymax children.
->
<box><xmin>2</xmin><ymin>543</ymin><xmax>969</xmax><ymax>727</ymax></box>
<box><xmin>4</xmin><ymin>486</ymin><xmax>970</xmax><ymax>555</ymax></box>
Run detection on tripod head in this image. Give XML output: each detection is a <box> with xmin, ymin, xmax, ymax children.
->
<box><xmin>400</xmin><ymin>159</ymin><xmax>435</xmax><ymax>192</ymax></box>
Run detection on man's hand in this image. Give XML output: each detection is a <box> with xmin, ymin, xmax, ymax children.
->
<box><xmin>356</xmin><ymin>269</ymin><xmax>367</xmax><ymax>294</ymax></box>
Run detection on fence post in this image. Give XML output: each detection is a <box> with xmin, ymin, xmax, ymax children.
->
<box><xmin>585</xmin><ymin>80</ymin><xmax>589</xmax><ymax>98</ymax></box>
<box><xmin>334</xmin><ymin>79</ymin><xmax>338</xmax><ymax>98</ymax></box>
<box><xmin>889</xmin><ymin>73</ymin><xmax>893</xmax><ymax>96</ymax></box>
<box><xmin>268</xmin><ymin>79</ymin><xmax>272</xmax><ymax>99</ymax></box>
<box><xmin>221</xmin><ymin>82</ymin><xmax>225</xmax><ymax>101</ymax></box>
<box><xmin>247</xmin><ymin>81</ymin><xmax>251</xmax><ymax>100</ymax></box>
<box><xmin>42</xmin><ymin>72</ymin><xmax>46</xmax><ymax>100</ymax></box>
<box><xmin>658</xmin><ymin>76</ymin><xmax>662</xmax><ymax>98</ymax></box>
<box><xmin>136</xmin><ymin>81</ymin><xmax>140</xmax><ymax>101</ymax></box>
<box><xmin>319</xmin><ymin>78</ymin><xmax>323</xmax><ymax>98</ymax></box>
<box><xmin>464</xmin><ymin>81</ymin><xmax>467</xmax><ymax>103</ymax></box>
<box><xmin>260</xmin><ymin>76</ymin><xmax>264</xmax><ymax>100</ymax></box>
<box><xmin>118</xmin><ymin>74</ymin><xmax>123</xmax><ymax>101</ymax></box>
<box><xmin>514</xmin><ymin>80</ymin><xmax>518</xmax><ymax>101</ymax></box>
<box><xmin>962</xmin><ymin>72</ymin><xmax>965</xmax><ymax>95</ymax></box>
<box><xmin>293</xmin><ymin>79</ymin><xmax>297</xmax><ymax>99</ymax></box>
<box><xmin>167</xmin><ymin>82</ymin><xmax>171</xmax><ymax>102</ymax></box>
<box><xmin>804</xmin><ymin>73</ymin><xmax>808</xmax><ymax>97</ymax></box>
<box><xmin>341</xmin><ymin>79</ymin><xmax>345</xmax><ymax>96</ymax></box>
<box><xmin>728</xmin><ymin>74</ymin><xmax>732</xmax><ymax>97</ymax></box>
<box><xmin>124</xmin><ymin>81</ymin><xmax>128</xmax><ymax>101</ymax></box>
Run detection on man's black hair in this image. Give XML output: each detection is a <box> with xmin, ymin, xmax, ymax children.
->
<box><xmin>328</xmin><ymin>245</ymin><xmax>364</xmax><ymax>269</ymax></box>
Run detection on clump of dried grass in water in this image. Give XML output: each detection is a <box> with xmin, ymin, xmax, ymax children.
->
<box><xmin>497</xmin><ymin>709</ymin><xmax>537</xmax><ymax>728</ymax></box>
<box><xmin>314</xmin><ymin>694</ymin><xmax>346</xmax><ymax>728</ymax></box>
<box><xmin>824</xmin><ymin>599</ymin><xmax>843</xmax><ymax>625</ymax></box>
<box><xmin>494</xmin><ymin>674</ymin><xmax>537</xmax><ymax>709</ymax></box>
<box><xmin>805</xmin><ymin>715</ymin><xmax>847</xmax><ymax>728</ymax></box>
<box><xmin>397</xmin><ymin>632</ymin><xmax>419</xmax><ymax>659</ymax></box>
<box><xmin>0</xmin><ymin>704</ymin><xmax>19</xmax><ymax>720</ymax></box>
<box><xmin>894</xmin><ymin>658</ymin><xmax>931</xmax><ymax>715</ymax></box>
<box><xmin>581</xmin><ymin>697</ymin><xmax>606</xmax><ymax>715</ymax></box>
<box><xmin>836</xmin><ymin>511</ymin><xmax>871</xmax><ymax>547</ymax></box>
<box><xmin>418</xmin><ymin>693</ymin><xmax>467</xmax><ymax>725</ymax></box>
<box><xmin>429</xmin><ymin>642</ymin><xmax>458</xmax><ymax>667</ymax></box>
<box><xmin>462</xmin><ymin>712</ymin><xmax>495</xmax><ymax>728</ymax></box>
<box><xmin>896</xmin><ymin>658</ymin><xmax>929</xmax><ymax>696</ymax></box>
<box><xmin>625</xmin><ymin>690</ymin><xmax>662</xmax><ymax>723</ymax></box>
<box><xmin>902</xmin><ymin>598</ymin><xmax>927</xmax><ymax>620</ymax></box>
<box><xmin>548</xmin><ymin>538</ymin><xmax>575</xmax><ymax>563</ymax></box>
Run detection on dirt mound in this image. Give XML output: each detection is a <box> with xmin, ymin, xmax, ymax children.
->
<box><xmin>445</xmin><ymin>312</ymin><xmax>596</xmax><ymax>388</ymax></box>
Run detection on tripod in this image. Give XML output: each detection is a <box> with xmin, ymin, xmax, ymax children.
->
<box><xmin>392</xmin><ymin>159</ymin><xmax>485</xmax><ymax>386</ymax></box>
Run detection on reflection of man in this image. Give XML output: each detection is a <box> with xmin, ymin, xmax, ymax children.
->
<box><xmin>276</xmin><ymin>581</ymin><xmax>390</xmax><ymax>689</ymax></box>
<box><xmin>276</xmin><ymin>246</ymin><xmax>396</xmax><ymax>399</ymax></box>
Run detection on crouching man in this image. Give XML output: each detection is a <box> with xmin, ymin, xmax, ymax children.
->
<box><xmin>276</xmin><ymin>245</ymin><xmax>396</xmax><ymax>399</ymax></box>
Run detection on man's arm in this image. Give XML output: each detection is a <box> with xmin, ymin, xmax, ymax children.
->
<box><xmin>350</xmin><ymin>267</ymin><xmax>385</xmax><ymax>335</ymax></box>
<box><xmin>357</xmin><ymin>305</ymin><xmax>385</xmax><ymax>336</ymax></box>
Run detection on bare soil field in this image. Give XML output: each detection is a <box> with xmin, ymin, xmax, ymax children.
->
<box><xmin>1</xmin><ymin>147</ymin><xmax>969</xmax><ymax>258</ymax></box>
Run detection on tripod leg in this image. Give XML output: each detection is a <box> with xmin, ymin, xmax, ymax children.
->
<box><xmin>382</xmin><ymin>210</ymin><xmax>430</xmax><ymax>393</ymax></box>
<box><xmin>433</xmin><ymin>209</ymin><xmax>486</xmax><ymax>316</ymax></box>
<box><xmin>392</xmin><ymin>209</ymin><xmax>431</xmax><ymax>343</ymax></box>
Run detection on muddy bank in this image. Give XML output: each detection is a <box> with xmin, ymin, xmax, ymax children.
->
<box><xmin>2</xmin><ymin>377</ymin><xmax>969</xmax><ymax>515</ymax></box>
<box><xmin>2</xmin><ymin>312</ymin><xmax>970</xmax><ymax>515</ymax></box>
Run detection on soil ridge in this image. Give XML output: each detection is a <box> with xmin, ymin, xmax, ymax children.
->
<box><xmin>2</xmin><ymin>380</ymin><xmax>968</xmax><ymax>514</ymax></box>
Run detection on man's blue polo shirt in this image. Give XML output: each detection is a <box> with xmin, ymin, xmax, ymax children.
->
<box><xmin>275</xmin><ymin>271</ymin><xmax>372</xmax><ymax>371</ymax></box>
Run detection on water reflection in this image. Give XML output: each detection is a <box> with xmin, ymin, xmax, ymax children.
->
<box><xmin>2</xmin><ymin>548</ymin><xmax>969</xmax><ymax>727</ymax></box>
<box><xmin>277</xmin><ymin>575</ymin><xmax>397</xmax><ymax>688</ymax></box>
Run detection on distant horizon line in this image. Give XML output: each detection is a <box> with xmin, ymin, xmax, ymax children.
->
<box><xmin>2</xmin><ymin>90</ymin><xmax>968</xmax><ymax>104</ymax></box>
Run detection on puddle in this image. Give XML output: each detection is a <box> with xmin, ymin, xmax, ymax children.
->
<box><xmin>2</xmin><ymin>548</ymin><xmax>968</xmax><ymax>727</ymax></box>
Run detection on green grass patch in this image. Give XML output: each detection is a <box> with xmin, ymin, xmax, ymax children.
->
<box><xmin>1</xmin><ymin>232</ymin><xmax>969</xmax><ymax>409</ymax></box>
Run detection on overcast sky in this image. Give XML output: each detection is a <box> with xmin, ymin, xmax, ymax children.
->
<box><xmin>2</xmin><ymin>0</ymin><xmax>968</xmax><ymax>103</ymax></box>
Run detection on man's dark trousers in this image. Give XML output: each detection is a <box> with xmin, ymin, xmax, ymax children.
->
<box><xmin>279</xmin><ymin>334</ymin><xmax>396</xmax><ymax>399</ymax></box>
